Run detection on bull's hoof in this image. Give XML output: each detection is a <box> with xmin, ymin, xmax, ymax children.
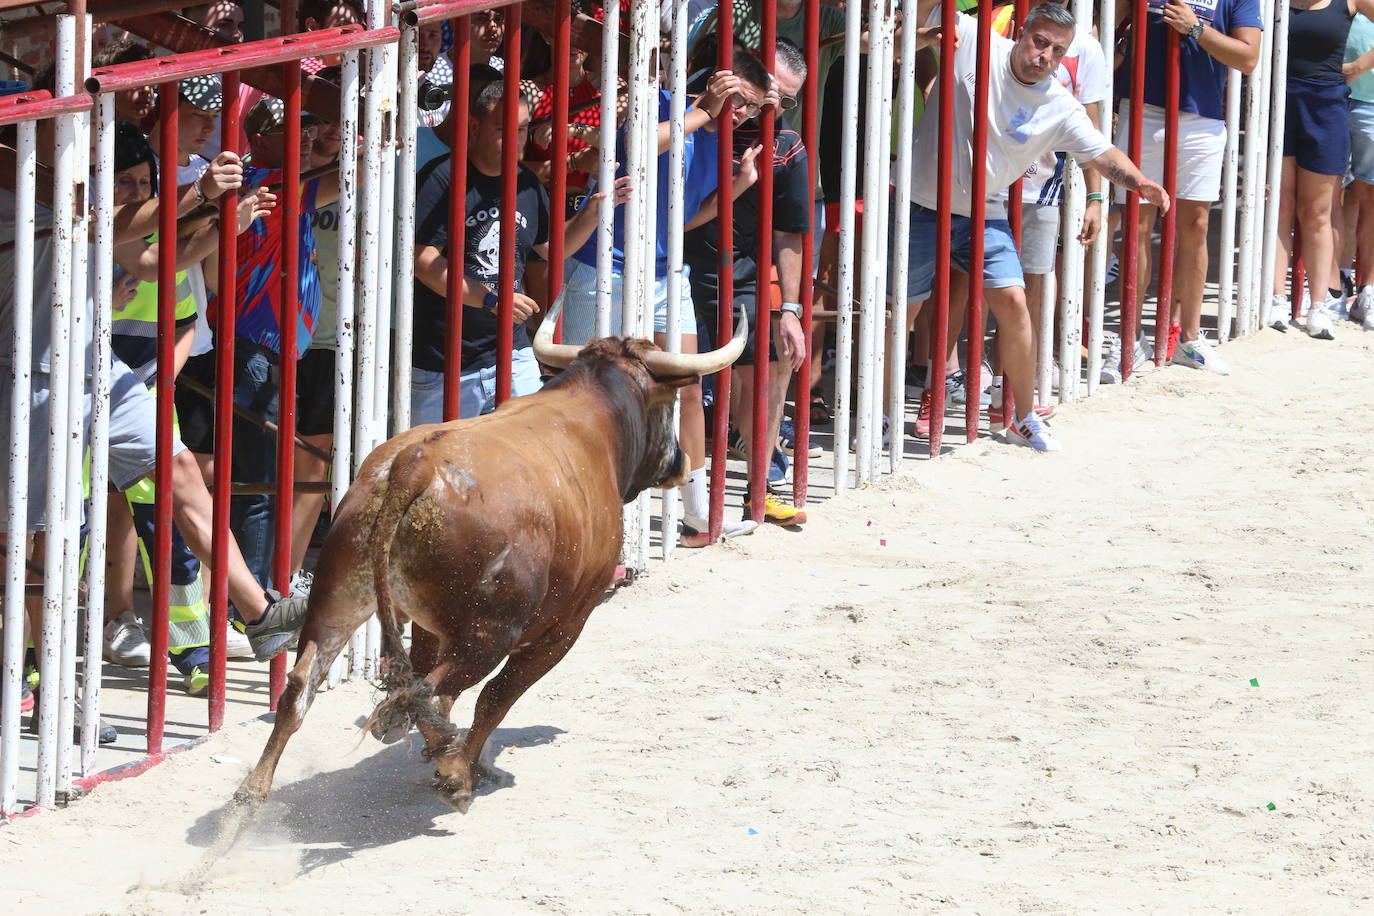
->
<box><xmin>432</xmin><ymin>773</ymin><xmax>473</xmax><ymax>813</ymax></box>
<box><xmin>369</xmin><ymin>713</ymin><xmax>414</xmax><ymax>745</ymax></box>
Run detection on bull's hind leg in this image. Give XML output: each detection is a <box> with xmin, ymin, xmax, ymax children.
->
<box><xmin>431</xmin><ymin>617</ymin><xmax>591</xmax><ymax>811</ymax></box>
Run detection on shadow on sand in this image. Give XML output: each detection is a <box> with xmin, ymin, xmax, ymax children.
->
<box><xmin>185</xmin><ymin>723</ymin><xmax>565</xmax><ymax>873</ymax></box>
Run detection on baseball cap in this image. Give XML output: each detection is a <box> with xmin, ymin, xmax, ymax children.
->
<box><xmin>243</xmin><ymin>95</ymin><xmax>324</xmax><ymax>136</ymax></box>
<box><xmin>179</xmin><ymin>73</ymin><xmax>223</xmax><ymax>111</ymax></box>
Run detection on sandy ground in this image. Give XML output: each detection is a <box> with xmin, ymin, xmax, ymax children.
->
<box><xmin>2</xmin><ymin>325</ymin><xmax>1373</xmax><ymax>914</ymax></box>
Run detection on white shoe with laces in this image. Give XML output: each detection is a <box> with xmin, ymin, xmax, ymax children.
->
<box><xmin>1172</xmin><ymin>333</ymin><xmax>1231</xmax><ymax>375</ymax></box>
<box><xmin>1005</xmin><ymin>411</ymin><xmax>1061</xmax><ymax>452</ymax></box>
<box><xmin>102</xmin><ymin>611</ymin><xmax>151</xmax><ymax>667</ymax></box>
<box><xmin>1268</xmin><ymin>295</ymin><xmax>1290</xmax><ymax>331</ymax></box>
<box><xmin>1307</xmin><ymin>300</ymin><xmax>1337</xmax><ymax>340</ymax></box>
<box><xmin>1357</xmin><ymin>287</ymin><xmax>1374</xmax><ymax>331</ymax></box>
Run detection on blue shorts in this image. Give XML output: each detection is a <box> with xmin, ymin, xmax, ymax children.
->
<box><xmin>1284</xmin><ymin>77</ymin><xmax>1351</xmax><ymax>177</ymax></box>
<box><xmin>409</xmin><ymin>347</ymin><xmax>543</xmax><ymax>426</ymax></box>
<box><xmin>1349</xmin><ymin>98</ymin><xmax>1374</xmax><ymax>184</ymax></box>
<box><xmin>890</xmin><ymin>202</ymin><xmax>1024</xmax><ymax>304</ymax></box>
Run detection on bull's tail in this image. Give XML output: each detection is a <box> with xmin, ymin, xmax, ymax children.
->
<box><xmin>368</xmin><ymin>441</ymin><xmax>436</xmax><ymax>692</ymax></box>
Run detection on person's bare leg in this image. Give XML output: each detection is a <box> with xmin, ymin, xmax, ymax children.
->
<box><xmin>1024</xmin><ymin>270</ymin><xmax>1044</xmax><ymax>368</ymax></box>
<box><xmin>165</xmin><ymin>449</ymin><xmax>271</xmax><ymax>622</ymax></box>
<box><xmin>1295</xmin><ymin>167</ymin><xmax>1341</xmax><ymax>305</ymax></box>
<box><xmin>983</xmin><ymin>285</ymin><xmax>1035</xmax><ymax>418</ymax></box>
<box><xmin>289</xmin><ymin>432</ymin><xmax>332</xmax><ymax>576</ymax></box>
<box><xmin>103</xmin><ymin>495</ymin><xmax>137</xmax><ymax>622</ymax></box>
<box><xmin>945</xmin><ymin>268</ymin><xmax>969</xmax><ymax>375</ymax></box>
<box><xmin>1128</xmin><ymin>204</ymin><xmax>1160</xmax><ymax>330</ymax></box>
<box><xmin>1172</xmin><ymin>199</ymin><xmax>1212</xmax><ymax>342</ymax></box>
<box><xmin>1356</xmin><ymin>180</ymin><xmax>1374</xmax><ymax>287</ymax></box>
<box><xmin>1274</xmin><ymin>158</ymin><xmax>1298</xmax><ymax>298</ymax></box>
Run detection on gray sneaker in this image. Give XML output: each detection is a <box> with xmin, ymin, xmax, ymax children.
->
<box><xmin>102</xmin><ymin>611</ymin><xmax>151</xmax><ymax>668</ymax></box>
<box><xmin>241</xmin><ymin>590</ymin><xmax>309</xmax><ymax>662</ymax></box>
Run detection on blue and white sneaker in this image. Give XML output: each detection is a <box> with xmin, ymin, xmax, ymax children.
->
<box><xmin>1172</xmin><ymin>334</ymin><xmax>1231</xmax><ymax>375</ymax></box>
<box><xmin>1005</xmin><ymin>411</ymin><xmax>1061</xmax><ymax>452</ymax></box>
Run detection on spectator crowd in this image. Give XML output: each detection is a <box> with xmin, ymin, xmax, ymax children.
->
<box><xmin>2</xmin><ymin>0</ymin><xmax>1371</xmax><ymax>737</ymax></box>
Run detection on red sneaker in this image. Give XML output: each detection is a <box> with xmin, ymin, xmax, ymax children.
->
<box><xmin>912</xmin><ymin>388</ymin><xmax>932</xmax><ymax>438</ymax></box>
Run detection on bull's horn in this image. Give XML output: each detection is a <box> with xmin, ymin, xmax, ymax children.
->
<box><xmin>531</xmin><ymin>289</ymin><xmax>583</xmax><ymax>369</ymax></box>
<box><xmin>642</xmin><ymin>305</ymin><xmax>748</xmax><ymax>378</ymax></box>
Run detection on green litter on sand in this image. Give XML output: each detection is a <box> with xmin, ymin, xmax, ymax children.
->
<box><xmin>1266</xmin><ymin>803</ymin><xmax>1276</xmax><ymax>811</ymax></box>
<box><xmin>1250</xmin><ymin>678</ymin><xmax>1260</xmax><ymax>687</ymax></box>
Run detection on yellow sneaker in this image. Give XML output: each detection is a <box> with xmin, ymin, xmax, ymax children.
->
<box><xmin>745</xmin><ymin>491</ymin><xmax>807</xmax><ymax>527</ymax></box>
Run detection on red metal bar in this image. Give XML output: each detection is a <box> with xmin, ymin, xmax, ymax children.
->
<box><xmin>148</xmin><ymin>82</ymin><xmax>178</xmax><ymax>755</ymax></box>
<box><xmin>793</xmin><ymin>0</ymin><xmax>819</xmax><ymax>507</ymax></box>
<box><xmin>269</xmin><ymin>59</ymin><xmax>303</xmax><ymax>707</ymax></box>
<box><xmin>929</xmin><ymin>0</ymin><xmax>957</xmax><ymax>457</ymax></box>
<box><xmin>444</xmin><ymin>17</ymin><xmax>471</xmax><ymax>421</ymax></box>
<box><xmin>0</xmin><ymin>91</ymin><xmax>92</xmax><ymax>127</ymax></box>
<box><xmin>208</xmin><ymin>70</ymin><xmax>242</xmax><ymax>733</ymax></box>
<box><xmin>1120</xmin><ymin>0</ymin><xmax>1147</xmax><ymax>381</ymax></box>
<box><xmin>495</xmin><ymin>2</ymin><xmax>521</xmax><ymax>405</ymax></box>
<box><xmin>85</xmin><ymin>25</ymin><xmax>399</xmax><ymax>93</ymax></box>
<box><xmin>1155</xmin><ymin>29</ymin><xmax>1179</xmax><ymax>364</ymax></box>
<box><xmin>707</xmin><ymin>0</ymin><xmax>735</xmax><ymax>542</ymax></box>
<box><xmin>404</xmin><ymin>0</ymin><xmax>514</xmax><ymax>24</ymax></box>
<box><xmin>548</xmin><ymin>0</ymin><xmax>571</xmax><ymax>338</ymax></box>
<box><xmin>748</xmin><ymin>0</ymin><xmax>777</xmax><ymax>521</ymax></box>
<box><xmin>965</xmin><ymin>0</ymin><xmax>992</xmax><ymax>443</ymax></box>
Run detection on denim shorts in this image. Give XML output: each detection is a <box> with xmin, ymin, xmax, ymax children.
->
<box><xmin>1350</xmin><ymin>98</ymin><xmax>1374</xmax><ymax>184</ymax></box>
<box><xmin>560</xmin><ymin>258</ymin><xmax>698</xmax><ymax>346</ymax></box>
<box><xmin>410</xmin><ymin>346</ymin><xmax>544</xmax><ymax>426</ymax></box>
<box><xmin>890</xmin><ymin>202</ymin><xmax>1024</xmax><ymax>304</ymax></box>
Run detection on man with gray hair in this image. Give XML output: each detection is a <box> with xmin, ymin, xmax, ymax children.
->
<box><xmin>898</xmin><ymin>0</ymin><xmax>1169</xmax><ymax>452</ymax></box>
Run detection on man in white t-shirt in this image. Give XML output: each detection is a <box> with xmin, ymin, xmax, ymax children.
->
<box><xmin>899</xmin><ymin>0</ymin><xmax>1167</xmax><ymax>451</ymax></box>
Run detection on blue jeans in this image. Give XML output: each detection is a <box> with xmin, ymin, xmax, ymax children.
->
<box><xmin>229</xmin><ymin>340</ymin><xmax>279</xmax><ymax>591</ymax></box>
<box><xmin>410</xmin><ymin>346</ymin><xmax>544</xmax><ymax>426</ymax></box>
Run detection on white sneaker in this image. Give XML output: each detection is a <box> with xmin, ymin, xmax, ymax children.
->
<box><xmin>1329</xmin><ymin>295</ymin><xmax>1351</xmax><ymax>321</ymax></box>
<box><xmin>102</xmin><ymin>611</ymin><xmax>151</xmax><ymax>668</ymax></box>
<box><xmin>1307</xmin><ymin>300</ymin><xmax>1337</xmax><ymax>340</ymax></box>
<box><xmin>1005</xmin><ymin>411</ymin><xmax>1061</xmax><ymax>452</ymax></box>
<box><xmin>1172</xmin><ymin>334</ymin><xmax>1231</xmax><ymax>375</ymax></box>
<box><xmin>1346</xmin><ymin>289</ymin><xmax>1368</xmax><ymax>329</ymax></box>
<box><xmin>1100</xmin><ymin>336</ymin><xmax>1123</xmax><ymax>385</ymax></box>
<box><xmin>289</xmin><ymin>568</ymin><xmax>314</xmax><ymax>597</ymax></box>
<box><xmin>1268</xmin><ymin>295</ymin><xmax>1290</xmax><ymax>331</ymax></box>
<box><xmin>225</xmin><ymin>625</ymin><xmax>254</xmax><ymax>659</ymax></box>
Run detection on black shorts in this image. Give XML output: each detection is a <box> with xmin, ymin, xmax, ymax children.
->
<box><xmin>295</xmin><ymin>347</ymin><xmax>336</xmax><ymax>437</ymax></box>
<box><xmin>173</xmin><ymin>351</ymin><xmax>217</xmax><ymax>455</ymax></box>
<box><xmin>689</xmin><ymin>279</ymin><xmax>777</xmax><ymax>368</ymax></box>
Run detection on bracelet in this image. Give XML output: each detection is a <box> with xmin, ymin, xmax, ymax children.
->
<box><xmin>780</xmin><ymin>301</ymin><xmax>803</xmax><ymax>317</ymax></box>
<box><xmin>192</xmin><ymin>175</ymin><xmax>208</xmax><ymax>205</ymax></box>
<box><xmin>1085</xmin><ymin>192</ymin><xmax>1104</xmax><ymax>203</ymax></box>
<box><xmin>483</xmin><ymin>290</ymin><xmax>499</xmax><ymax>312</ymax></box>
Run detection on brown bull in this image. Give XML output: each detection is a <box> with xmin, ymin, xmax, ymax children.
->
<box><xmin>227</xmin><ymin>301</ymin><xmax>745</xmax><ymax>818</ymax></box>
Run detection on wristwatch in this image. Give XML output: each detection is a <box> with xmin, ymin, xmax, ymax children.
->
<box><xmin>1188</xmin><ymin>21</ymin><xmax>1205</xmax><ymax>40</ymax></box>
<box><xmin>780</xmin><ymin>301</ymin><xmax>803</xmax><ymax>318</ymax></box>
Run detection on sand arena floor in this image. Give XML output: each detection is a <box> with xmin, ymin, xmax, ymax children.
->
<box><xmin>2</xmin><ymin>325</ymin><xmax>1373</xmax><ymax>914</ymax></box>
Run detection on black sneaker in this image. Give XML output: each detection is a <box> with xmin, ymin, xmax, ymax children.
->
<box><xmin>235</xmin><ymin>589</ymin><xmax>309</xmax><ymax>662</ymax></box>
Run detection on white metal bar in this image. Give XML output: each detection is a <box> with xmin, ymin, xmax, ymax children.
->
<box><xmin>1036</xmin><ymin>270</ymin><xmax>1054</xmax><ymax>405</ymax></box>
<box><xmin>833</xmin><ymin>0</ymin><xmax>863</xmax><ymax>492</ymax></box>
<box><xmin>374</xmin><ymin>47</ymin><xmax>397</xmax><ymax>450</ymax></box>
<box><xmin>636</xmin><ymin>51</ymin><xmax>656</xmax><ymax>568</ymax></box>
<box><xmin>855</xmin><ymin>0</ymin><xmax>885</xmax><ymax>485</ymax></box>
<box><xmin>355</xmin><ymin>40</ymin><xmax>384</xmax><ymax>473</ymax></box>
<box><xmin>1215</xmin><ymin>68</ymin><xmax>1241</xmax><ymax>342</ymax></box>
<box><xmin>1236</xmin><ymin>25</ymin><xmax>1263</xmax><ymax>334</ymax></box>
<box><xmin>83</xmin><ymin>93</ymin><xmax>115</xmax><ymax>777</ymax></box>
<box><xmin>1259</xmin><ymin>0</ymin><xmax>1289</xmax><ymax>331</ymax></box>
<box><xmin>336</xmin><ymin>50</ymin><xmax>362</xmax><ymax>684</ymax></box>
<box><xmin>60</xmin><ymin>23</ymin><xmax>93</xmax><ymax>793</ymax></box>
<box><xmin>1060</xmin><ymin>159</ymin><xmax>1084</xmax><ymax>402</ymax></box>
<box><xmin>595</xmin><ymin>0</ymin><xmax>622</xmax><ymax>337</ymax></box>
<box><xmin>2</xmin><ymin>118</ymin><xmax>38</xmax><ymax>817</ymax></box>
<box><xmin>662</xmin><ymin>0</ymin><xmax>689</xmax><ymax>558</ymax></box>
<box><xmin>38</xmin><ymin>14</ymin><xmax>78</xmax><ymax>810</ymax></box>
<box><xmin>872</xmin><ymin>7</ymin><xmax>895</xmax><ymax>472</ymax></box>
<box><xmin>393</xmin><ymin>23</ymin><xmax>419</xmax><ymax>433</ymax></box>
<box><xmin>889</xmin><ymin>0</ymin><xmax>919</xmax><ymax>473</ymax></box>
<box><xmin>1086</xmin><ymin>0</ymin><xmax>1114</xmax><ymax>396</ymax></box>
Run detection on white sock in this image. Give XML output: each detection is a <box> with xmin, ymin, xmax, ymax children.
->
<box><xmin>680</xmin><ymin>467</ymin><xmax>708</xmax><ymax>529</ymax></box>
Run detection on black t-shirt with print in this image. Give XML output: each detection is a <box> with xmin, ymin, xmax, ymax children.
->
<box><xmin>683</xmin><ymin>121</ymin><xmax>812</xmax><ymax>298</ymax></box>
<box><xmin>413</xmin><ymin>155</ymin><xmax>550</xmax><ymax>372</ymax></box>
